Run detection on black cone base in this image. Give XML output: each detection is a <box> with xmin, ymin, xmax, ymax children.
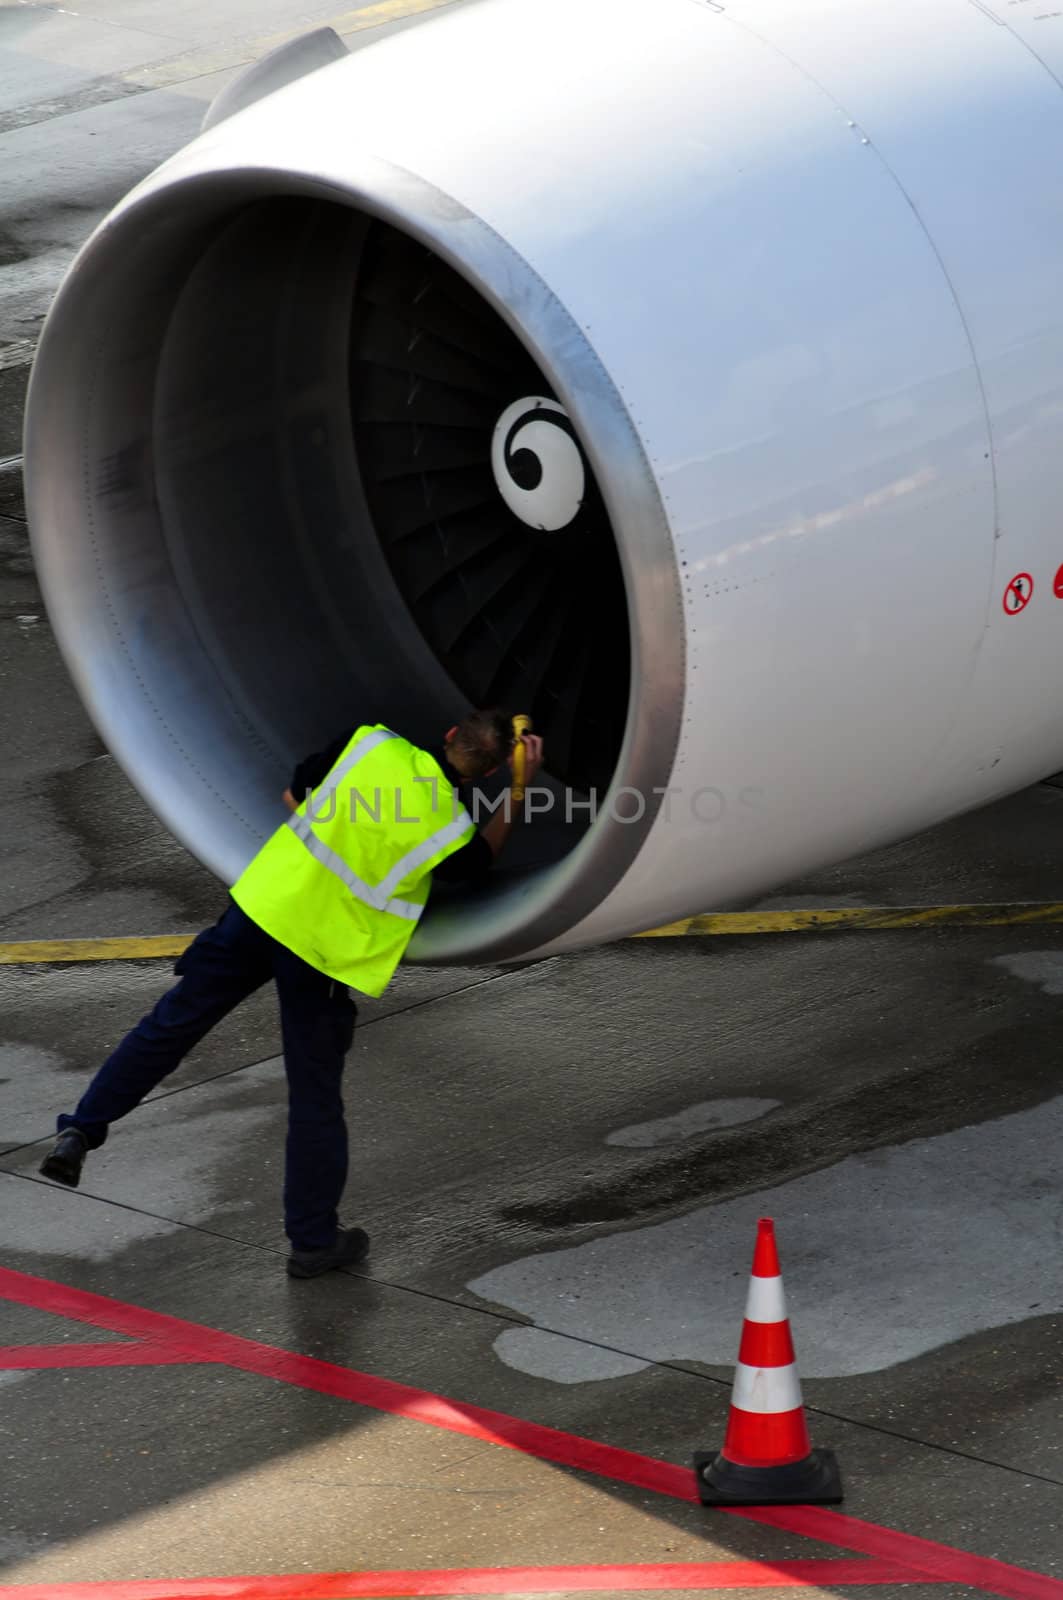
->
<box><xmin>694</xmin><ymin>1448</ymin><xmax>843</xmax><ymax>1507</ymax></box>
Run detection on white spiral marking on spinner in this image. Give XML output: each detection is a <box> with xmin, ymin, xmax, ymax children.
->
<box><xmin>491</xmin><ymin>397</ymin><xmax>586</xmax><ymax>532</ymax></box>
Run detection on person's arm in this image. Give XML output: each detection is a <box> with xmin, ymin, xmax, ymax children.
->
<box><xmin>480</xmin><ymin>733</ymin><xmax>544</xmax><ymax>858</ymax></box>
<box><xmin>432</xmin><ymin>830</ymin><xmax>494</xmax><ymax>885</ymax></box>
<box><xmin>433</xmin><ymin>733</ymin><xmax>545</xmax><ymax>885</ymax></box>
<box><xmin>284</xmin><ymin>729</ymin><xmax>354</xmax><ymax>812</ymax></box>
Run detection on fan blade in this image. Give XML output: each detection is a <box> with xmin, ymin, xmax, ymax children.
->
<box><xmin>369</xmin><ymin>469</ymin><xmax>496</xmax><ymax>543</ymax></box>
<box><xmin>353</xmin><ymin>368</ymin><xmax>498</xmax><ymax>430</ymax></box>
<box><xmin>359</xmin><ymin>423</ymin><xmax>492</xmax><ymax>481</ymax></box>
<box><xmin>353</xmin><ymin>304</ymin><xmax>514</xmax><ymax>397</ymax></box>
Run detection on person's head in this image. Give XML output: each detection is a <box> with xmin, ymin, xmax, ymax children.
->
<box><xmin>443</xmin><ymin>707</ymin><xmax>514</xmax><ymax>780</ymax></box>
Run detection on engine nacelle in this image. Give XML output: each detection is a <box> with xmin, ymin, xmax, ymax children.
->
<box><xmin>24</xmin><ymin>0</ymin><xmax>1063</xmax><ymax>963</ymax></box>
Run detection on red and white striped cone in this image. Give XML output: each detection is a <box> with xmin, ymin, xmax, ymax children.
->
<box><xmin>694</xmin><ymin>1217</ymin><xmax>842</xmax><ymax>1506</ymax></box>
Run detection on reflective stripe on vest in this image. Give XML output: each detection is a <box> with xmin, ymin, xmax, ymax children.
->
<box><xmin>285</xmin><ymin>812</ymin><xmax>422</xmax><ymax>920</ymax></box>
<box><xmin>308</xmin><ymin>725</ymin><xmax>398</xmax><ymax>810</ymax></box>
<box><xmin>374</xmin><ymin>811</ymin><xmax>475</xmax><ymax>900</ymax></box>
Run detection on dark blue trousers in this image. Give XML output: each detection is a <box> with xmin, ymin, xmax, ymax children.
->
<box><xmin>57</xmin><ymin>902</ymin><xmax>357</xmax><ymax>1251</ymax></box>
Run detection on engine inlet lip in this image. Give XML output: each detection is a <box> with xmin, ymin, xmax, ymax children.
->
<box><xmin>25</xmin><ymin>156</ymin><xmax>686</xmax><ymax>963</ymax></box>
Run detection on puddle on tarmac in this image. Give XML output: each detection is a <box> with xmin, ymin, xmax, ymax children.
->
<box><xmin>606</xmin><ymin>1097</ymin><xmax>780</xmax><ymax>1147</ymax></box>
<box><xmin>470</xmin><ymin>1091</ymin><xmax>1063</xmax><ymax>1383</ymax></box>
<box><xmin>991</xmin><ymin>950</ymin><xmax>1063</xmax><ymax>995</ymax></box>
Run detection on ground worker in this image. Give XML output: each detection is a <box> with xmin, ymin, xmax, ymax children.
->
<box><xmin>38</xmin><ymin>709</ymin><xmax>544</xmax><ymax>1278</ymax></box>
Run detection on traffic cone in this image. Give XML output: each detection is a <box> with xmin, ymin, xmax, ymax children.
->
<box><xmin>694</xmin><ymin>1217</ymin><xmax>842</xmax><ymax>1506</ymax></box>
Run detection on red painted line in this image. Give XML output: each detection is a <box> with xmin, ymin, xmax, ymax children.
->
<box><xmin>0</xmin><ymin>1343</ymin><xmax>194</xmax><ymax>1370</ymax></box>
<box><xmin>0</xmin><ymin>1267</ymin><xmax>691</xmax><ymax>1502</ymax></box>
<box><xmin>730</xmin><ymin>1509</ymin><xmax>1063</xmax><ymax>1600</ymax></box>
<box><xmin>0</xmin><ymin>1269</ymin><xmax>226</xmax><ymax>1352</ymax></box>
<box><xmin>222</xmin><ymin>1341</ymin><xmax>695</xmax><ymax>1501</ymax></box>
<box><xmin>0</xmin><ymin>1559</ymin><xmax>924</xmax><ymax>1598</ymax></box>
<box><xmin>2</xmin><ymin>1267</ymin><xmax>1061</xmax><ymax>1600</ymax></box>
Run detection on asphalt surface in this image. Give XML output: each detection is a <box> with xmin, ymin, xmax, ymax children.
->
<box><xmin>2</xmin><ymin>1</ymin><xmax>1063</xmax><ymax>1594</ymax></box>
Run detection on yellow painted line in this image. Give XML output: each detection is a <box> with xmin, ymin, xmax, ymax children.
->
<box><xmin>3</xmin><ymin>903</ymin><xmax>1063</xmax><ymax>964</ymax></box>
<box><xmin>0</xmin><ymin>937</ymin><xmax>192</xmax><ymax>967</ymax></box>
<box><xmin>320</xmin><ymin>0</ymin><xmax>464</xmax><ymax>37</ymax></box>
<box><xmin>634</xmin><ymin>904</ymin><xmax>1063</xmax><ymax>937</ymax></box>
<box><xmin>125</xmin><ymin>0</ymin><xmax>464</xmax><ymax>91</ymax></box>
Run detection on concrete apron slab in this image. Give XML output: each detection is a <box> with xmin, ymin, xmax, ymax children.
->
<box><xmin>3</xmin><ymin>931</ymin><xmax>1063</xmax><ymax>1583</ymax></box>
<box><xmin>0</xmin><ymin>955</ymin><xmax>511</xmax><ymax>1154</ymax></box>
<box><xmin>0</xmin><ymin>1179</ymin><xmax>1057</xmax><ymax>1593</ymax></box>
<box><xmin>8</xmin><ymin>922</ymin><xmax>1051</xmax><ymax>1312</ymax></box>
<box><xmin>0</xmin><ymin>1298</ymin><xmax>131</xmax><ymax>1346</ymax></box>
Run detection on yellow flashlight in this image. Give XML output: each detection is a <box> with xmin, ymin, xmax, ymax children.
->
<box><xmin>511</xmin><ymin>714</ymin><xmax>533</xmax><ymax>802</ymax></box>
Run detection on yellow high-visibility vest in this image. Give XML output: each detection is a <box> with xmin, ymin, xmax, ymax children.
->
<box><xmin>232</xmin><ymin>725</ymin><xmax>476</xmax><ymax>996</ymax></box>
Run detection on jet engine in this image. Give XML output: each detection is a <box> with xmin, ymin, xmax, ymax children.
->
<box><xmin>24</xmin><ymin>0</ymin><xmax>1063</xmax><ymax>963</ymax></box>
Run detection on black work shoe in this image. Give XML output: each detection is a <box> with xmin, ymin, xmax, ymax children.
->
<box><xmin>287</xmin><ymin>1226</ymin><xmax>371</xmax><ymax>1280</ymax></box>
<box><xmin>39</xmin><ymin>1129</ymin><xmax>89</xmax><ymax>1188</ymax></box>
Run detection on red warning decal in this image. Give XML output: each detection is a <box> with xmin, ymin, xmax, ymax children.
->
<box><xmin>1054</xmin><ymin>565</ymin><xmax>1063</xmax><ymax>599</ymax></box>
<box><xmin>1003</xmin><ymin>573</ymin><xmax>1034</xmax><ymax>616</ymax></box>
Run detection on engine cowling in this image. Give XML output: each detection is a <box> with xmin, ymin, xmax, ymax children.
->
<box><xmin>24</xmin><ymin>0</ymin><xmax>1063</xmax><ymax>963</ymax></box>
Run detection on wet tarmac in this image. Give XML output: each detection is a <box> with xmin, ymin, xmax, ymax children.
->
<box><xmin>2</xmin><ymin>1</ymin><xmax>1063</xmax><ymax>1594</ymax></box>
